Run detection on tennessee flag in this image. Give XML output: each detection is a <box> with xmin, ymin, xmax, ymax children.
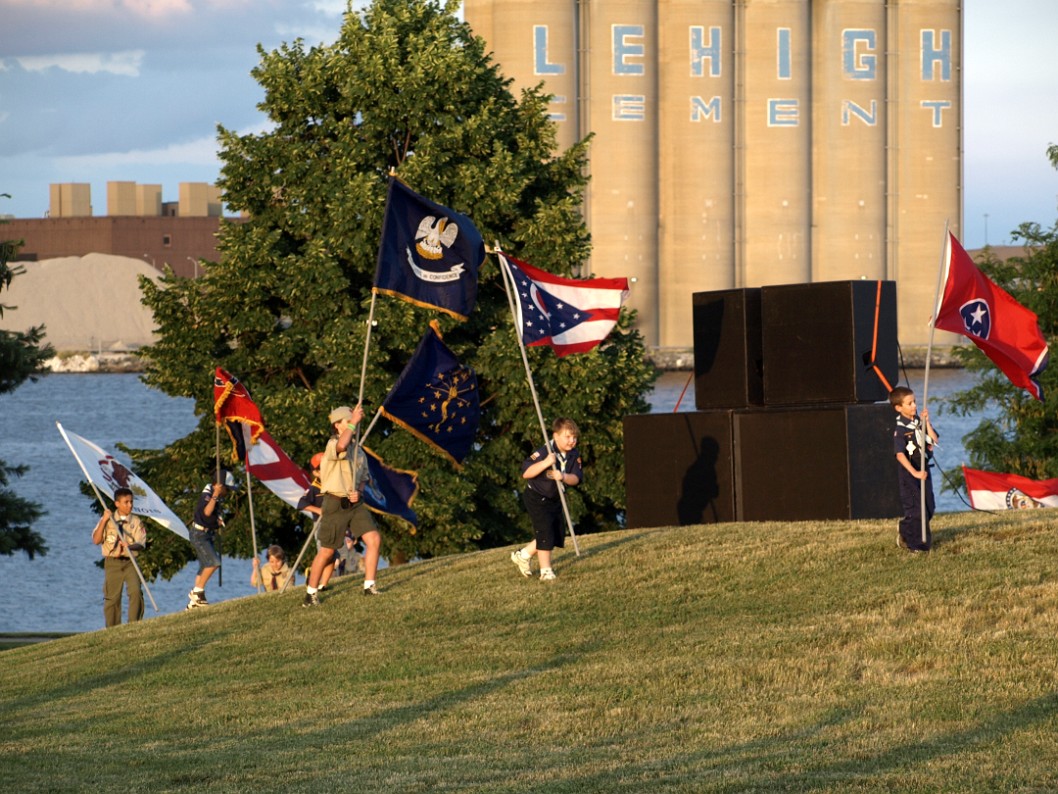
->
<box><xmin>373</xmin><ymin>177</ymin><xmax>485</xmax><ymax>321</ymax></box>
<box><xmin>964</xmin><ymin>467</ymin><xmax>1058</xmax><ymax>510</ymax></box>
<box><xmin>214</xmin><ymin>368</ymin><xmax>265</xmax><ymax>461</ymax></box>
<box><xmin>934</xmin><ymin>233</ymin><xmax>1049</xmax><ymax>400</ymax></box>
<box><xmin>500</xmin><ymin>253</ymin><xmax>629</xmax><ymax>357</ymax></box>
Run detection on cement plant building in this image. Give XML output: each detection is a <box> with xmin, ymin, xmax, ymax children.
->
<box><xmin>465</xmin><ymin>0</ymin><xmax>962</xmax><ymax>350</ymax></box>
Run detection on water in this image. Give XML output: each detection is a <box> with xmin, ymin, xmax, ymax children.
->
<box><xmin>0</xmin><ymin>369</ymin><xmax>988</xmax><ymax>634</ymax></box>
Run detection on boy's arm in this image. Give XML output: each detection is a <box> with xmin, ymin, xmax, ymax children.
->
<box><xmin>522</xmin><ymin>454</ymin><xmax>555</xmax><ymax>480</ymax></box>
<box><xmin>91</xmin><ymin>510</ymin><xmax>111</xmax><ymax>545</ymax></box>
<box><xmin>920</xmin><ymin>408</ymin><xmax>939</xmax><ymax>444</ymax></box>
<box><xmin>896</xmin><ymin>452</ymin><xmax>927</xmax><ymax>480</ymax></box>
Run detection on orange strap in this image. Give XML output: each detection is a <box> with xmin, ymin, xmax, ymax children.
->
<box><xmin>868</xmin><ymin>279</ymin><xmax>894</xmax><ymax>393</ymax></box>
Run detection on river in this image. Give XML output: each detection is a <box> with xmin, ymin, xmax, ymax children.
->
<box><xmin>0</xmin><ymin>368</ymin><xmax>988</xmax><ymax>633</ymax></box>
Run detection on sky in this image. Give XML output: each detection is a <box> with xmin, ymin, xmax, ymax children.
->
<box><xmin>1</xmin><ymin>0</ymin><xmax>1056</xmax><ymax>249</ymax></box>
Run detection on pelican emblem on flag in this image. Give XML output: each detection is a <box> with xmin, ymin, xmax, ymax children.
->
<box><xmin>415</xmin><ymin>216</ymin><xmax>459</xmax><ymax>260</ymax></box>
<box><xmin>958</xmin><ymin>299</ymin><xmax>991</xmax><ymax>340</ymax></box>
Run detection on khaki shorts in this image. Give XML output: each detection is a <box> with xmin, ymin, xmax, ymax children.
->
<box><xmin>318</xmin><ymin>494</ymin><xmax>377</xmax><ymax>550</ymax></box>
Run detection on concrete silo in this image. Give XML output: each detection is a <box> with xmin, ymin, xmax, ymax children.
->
<box><xmin>657</xmin><ymin>0</ymin><xmax>736</xmax><ymax>347</ymax></box>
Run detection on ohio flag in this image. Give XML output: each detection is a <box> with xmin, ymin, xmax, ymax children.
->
<box><xmin>500</xmin><ymin>253</ymin><xmax>629</xmax><ymax>356</ymax></box>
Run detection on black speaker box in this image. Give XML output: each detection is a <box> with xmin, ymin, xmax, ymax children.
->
<box><xmin>761</xmin><ymin>280</ymin><xmax>898</xmax><ymax>405</ymax></box>
<box><xmin>623</xmin><ymin>411</ymin><xmax>736</xmax><ymax>528</ymax></box>
<box><xmin>692</xmin><ymin>288</ymin><xmax>764</xmax><ymax>409</ymax></box>
<box><xmin>733</xmin><ymin>403</ymin><xmax>900</xmax><ymax>521</ymax></box>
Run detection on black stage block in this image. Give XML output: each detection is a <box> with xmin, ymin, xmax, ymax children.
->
<box><xmin>761</xmin><ymin>280</ymin><xmax>898</xmax><ymax>405</ymax></box>
<box><xmin>693</xmin><ymin>288</ymin><xmax>764</xmax><ymax>409</ymax></box>
<box><xmin>733</xmin><ymin>403</ymin><xmax>900</xmax><ymax>521</ymax></box>
<box><xmin>623</xmin><ymin>411</ymin><xmax>736</xmax><ymax>528</ymax></box>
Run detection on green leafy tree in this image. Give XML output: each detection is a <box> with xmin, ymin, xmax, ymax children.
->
<box><xmin>942</xmin><ymin>147</ymin><xmax>1058</xmax><ymax>484</ymax></box>
<box><xmin>134</xmin><ymin>0</ymin><xmax>656</xmax><ymax>577</ymax></box>
<box><xmin>0</xmin><ymin>198</ymin><xmax>55</xmax><ymax>558</ymax></box>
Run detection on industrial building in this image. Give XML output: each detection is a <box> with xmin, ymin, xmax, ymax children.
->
<box><xmin>465</xmin><ymin>0</ymin><xmax>962</xmax><ymax>350</ymax></box>
<box><xmin>4</xmin><ymin>181</ymin><xmax>227</xmax><ymax>278</ymax></box>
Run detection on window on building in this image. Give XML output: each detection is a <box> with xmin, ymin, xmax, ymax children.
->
<box><xmin>162</xmin><ymin>235</ymin><xmax>172</xmax><ymax>247</ymax></box>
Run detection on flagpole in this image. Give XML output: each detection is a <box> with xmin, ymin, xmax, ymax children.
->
<box><xmin>357</xmin><ymin>407</ymin><xmax>384</xmax><ymax>450</ymax></box>
<box><xmin>282</xmin><ymin>517</ymin><xmax>321</xmax><ymax>593</ymax></box>
<box><xmin>57</xmin><ymin>422</ymin><xmax>159</xmax><ymax>612</ymax></box>
<box><xmin>348</xmin><ymin>291</ymin><xmax>380</xmax><ymax>491</ymax></box>
<box><xmin>496</xmin><ymin>247</ymin><xmax>580</xmax><ymax>556</ymax></box>
<box><xmin>244</xmin><ymin>447</ymin><xmax>262</xmax><ymax>593</ymax></box>
<box><xmin>920</xmin><ymin>219</ymin><xmax>951</xmax><ymax>547</ymax></box>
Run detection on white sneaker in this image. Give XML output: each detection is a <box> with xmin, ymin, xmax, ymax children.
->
<box><xmin>511</xmin><ymin>550</ymin><xmax>532</xmax><ymax>577</ymax></box>
<box><xmin>539</xmin><ymin>569</ymin><xmax>556</xmax><ymax>582</ymax></box>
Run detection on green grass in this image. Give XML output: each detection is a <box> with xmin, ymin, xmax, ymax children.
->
<box><xmin>3</xmin><ymin>511</ymin><xmax>1058</xmax><ymax>792</ymax></box>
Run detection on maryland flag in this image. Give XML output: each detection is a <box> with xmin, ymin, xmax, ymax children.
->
<box><xmin>214</xmin><ymin>368</ymin><xmax>265</xmax><ymax>462</ymax></box>
<box><xmin>373</xmin><ymin>176</ymin><xmax>485</xmax><ymax>321</ymax></box>
<box><xmin>380</xmin><ymin>322</ymin><xmax>480</xmax><ymax>468</ymax></box>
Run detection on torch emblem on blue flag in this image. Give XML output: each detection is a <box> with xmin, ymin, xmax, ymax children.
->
<box><xmin>380</xmin><ymin>322</ymin><xmax>480</xmax><ymax>468</ymax></box>
<box><xmin>373</xmin><ymin>177</ymin><xmax>485</xmax><ymax>321</ymax></box>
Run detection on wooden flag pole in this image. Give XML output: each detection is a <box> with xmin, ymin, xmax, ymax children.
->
<box><xmin>495</xmin><ymin>246</ymin><xmax>580</xmax><ymax>556</ymax></box>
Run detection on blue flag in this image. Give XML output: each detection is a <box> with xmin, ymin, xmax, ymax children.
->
<box><xmin>373</xmin><ymin>177</ymin><xmax>485</xmax><ymax>321</ymax></box>
<box><xmin>380</xmin><ymin>323</ymin><xmax>480</xmax><ymax>468</ymax></box>
<box><xmin>362</xmin><ymin>446</ymin><xmax>419</xmax><ymax>528</ymax></box>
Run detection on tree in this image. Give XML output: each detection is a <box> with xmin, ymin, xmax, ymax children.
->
<box><xmin>0</xmin><ymin>197</ymin><xmax>55</xmax><ymax>558</ymax></box>
<box><xmin>942</xmin><ymin>149</ymin><xmax>1058</xmax><ymax>484</ymax></box>
<box><xmin>135</xmin><ymin>0</ymin><xmax>656</xmax><ymax>577</ymax></box>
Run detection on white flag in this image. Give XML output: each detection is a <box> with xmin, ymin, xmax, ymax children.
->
<box><xmin>57</xmin><ymin>422</ymin><xmax>189</xmax><ymax>540</ymax></box>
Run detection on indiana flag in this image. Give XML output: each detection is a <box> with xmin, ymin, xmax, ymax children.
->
<box><xmin>373</xmin><ymin>177</ymin><xmax>485</xmax><ymax>321</ymax></box>
<box><xmin>362</xmin><ymin>446</ymin><xmax>419</xmax><ymax>528</ymax></box>
<box><xmin>214</xmin><ymin>368</ymin><xmax>265</xmax><ymax>461</ymax></box>
<box><xmin>380</xmin><ymin>322</ymin><xmax>480</xmax><ymax>468</ymax></box>
<box><xmin>964</xmin><ymin>466</ymin><xmax>1058</xmax><ymax>510</ymax></box>
<box><xmin>57</xmin><ymin>423</ymin><xmax>189</xmax><ymax>540</ymax></box>
<box><xmin>241</xmin><ymin>425</ymin><xmax>316</xmax><ymax>516</ymax></box>
<box><xmin>934</xmin><ymin>233</ymin><xmax>1049</xmax><ymax>400</ymax></box>
<box><xmin>501</xmin><ymin>253</ymin><xmax>629</xmax><ymax>356</ymax></box>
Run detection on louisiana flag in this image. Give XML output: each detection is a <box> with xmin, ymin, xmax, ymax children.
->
<box><xmin>380</xmin><ymin>322</ymin><xmax>480</xmax><ymax>468</ymax></box>
<box><xmin>373</xmin><ymin>177</ymin><xmax>485</xmax><ymax>321</ymax></box>
<box><xmin>214</xmin><ymin>368</ymin><xmax>265</xmax><ymax>462</ymax></box>
<box><xmin>501</xmin><ymin>253</ymin><xmax>629</xmax><ymax>356</ymax></box>
<box><xmin>362</xmin><ymin>446</ymin><xmax>419</xmax><ymax>528</ymax></box>
<box><xmin>964</xmin><ymin>467</ymin><xmax>1058</xmax><ymax>510</ymax></box>
<box><xmin>934</xmin><ymin>233</ymin><xmax>1049</xmax><ymax>400</ymax></box>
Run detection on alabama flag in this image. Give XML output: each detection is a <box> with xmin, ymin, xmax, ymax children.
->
<box><xmin>241</xmin><ymin>425</ymin><xmax>315</xmax><ymax>515</ymax></box>
<box><xmin>500</xmin><ymin>253</ymin><xmax>629</xmax><ymax>356</ymax></box>
<box><xmin>934</xmin><ymin>232</ymin><xmax>1049</xmax><ymax>400</ymax></box>
<box><xmin>964</xmin><ymin>466</ymin><xmax>1058</xmax><ymax>510</ymax></box>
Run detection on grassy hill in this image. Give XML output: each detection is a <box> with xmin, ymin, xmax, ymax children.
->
<box><xmin>3</xmin><ymin>510</ymin><xmax>1058</xmax><ymax>792</ymax></box>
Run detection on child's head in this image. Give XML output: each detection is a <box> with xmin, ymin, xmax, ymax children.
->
<box><xmin>551</xmin><ymin>417</ymin><xmax>579</xmax><ymax>451</ymax></box>
<box><xmin>889</xmin><ymin>386</ymin><xmax>917</xmax><ymax>418</ymax></box>
<box><xmin>266</xmin><ymin>544</ymin><xmax>286</xmax><ymax>567</ymax></box>
<box><xmin>113</xmin><ymin>487</ymin><xmax>134</xmax><ymax>516</ymax></box>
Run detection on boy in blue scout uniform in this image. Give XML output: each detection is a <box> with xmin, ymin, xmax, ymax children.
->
<box><xmin>511</xmin><ymin>418</ymin><xmax>582</xmax><ymax>581</ymax></box>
